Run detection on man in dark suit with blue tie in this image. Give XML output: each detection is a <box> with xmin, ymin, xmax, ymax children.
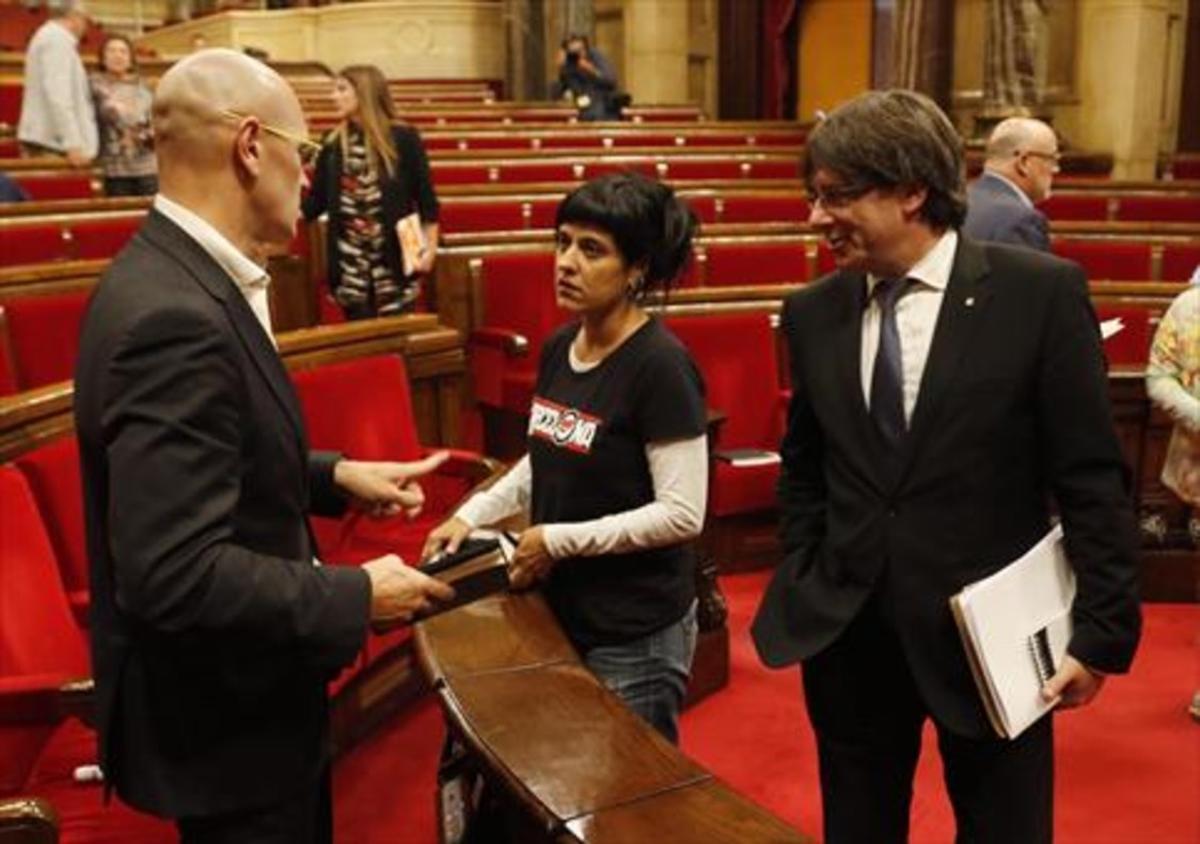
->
<box><xmin>752</xmin><ymin>91</ymin><xmax>1140</xmax><ymax>843</ymax></box>
<box><xmin>962</xmin><ymin>116</ymin><xmax>1060</xmax><ymax>251</ymax></box>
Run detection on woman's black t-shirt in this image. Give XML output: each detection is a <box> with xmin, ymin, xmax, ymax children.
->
<box><xmin>529</xmin><ymin>317</ymin><xmax>707</xmax><ymax>650</ymax></box>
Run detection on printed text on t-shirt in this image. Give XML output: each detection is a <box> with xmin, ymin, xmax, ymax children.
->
<box><xmin>529</xmin><ymin>396</ymin><xmax>602</xmax><ymax>454</ymax></box>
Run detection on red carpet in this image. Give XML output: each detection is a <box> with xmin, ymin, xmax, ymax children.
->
<box><xmin>333</xmin><ymin>573</ymin><xmax>1200</xmax><ymax>843</ymax></box>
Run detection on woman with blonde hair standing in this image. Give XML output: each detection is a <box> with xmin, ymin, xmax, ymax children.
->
<box><xmin>303</xmin><ymin>64</ymin><xmax>439</xmax><ymax>319</ymax></box>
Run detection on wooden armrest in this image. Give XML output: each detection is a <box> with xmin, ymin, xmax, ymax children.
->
<box><xmin>469</xmin><ymin>327</ymin><xmax>530</xmax><ymax>356</ymax></box>
<box><xmin>0</xmin><ymin>796</ymin><xmax>58</xmax><ymax>844</ymax></box>
<box><xmin>0</xmin><ymin>675</ymin><xmax>94</xmax><ymax>727</ymax></box>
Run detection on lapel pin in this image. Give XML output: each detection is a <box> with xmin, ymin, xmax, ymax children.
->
<box><xmin>964</xmin><ymin>296</ymin><xmax>975</xmax><ymax>308</ymax></box>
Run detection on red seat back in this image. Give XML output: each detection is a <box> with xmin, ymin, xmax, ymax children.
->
<box><xmin>15</xmin><ymin>437</ymin><xmax>88</xmax><ymax>615</ymax></box>
<box><xmin>1040</xmin><ymin>194</ymin><xmax>1110</xmax><ymax>221</ymax></box>
<box><xmin>0</xmin><ymin>222</ymin><xmax>70</xmax><ymax>265</ymax></box>
<box><xmin>665</xmin><ymin>312</ymin><xmax>782</xmax><ymax>448</ymax></box>
<box><xmin>292</xmin><ymin>355</ymin><xmax>423</xmax><ymax>461</ymax></box>
<box><xmin>477</xmin><ymin>253</ymin><xmax>564</xmax><ymax>359</ymax></box>
<box><xmin>721</xmin><ymin>195</ymin><xmax>810</xmax><ymax>223</ymax></box>
<box><xmin>1095</xmin><ymin>305</ymin><xmax>1151</xmax><ymax>367</ymax></box>
<box><xmin>1116</xmin><ymin>196</ymin><xmax>1200</xmax><ymax>223</ymax></box>
<box><xmin>1052</xmin><ymin>239</ymin><xmax>1152</xmax><ymax>280</ymax></box>
<box><xmin>439</xmin><ymin>200</ymin><xmax>526</xmax><ymax>233</ymax></box>
<box><xmin>13</xmin><ymin>173</ymin><xmax>95</xmax><ymax>201</ymax></box>
<box><xmin>72</xmin><ymin>215</ymin><xmax>144</xmax><ymax>259</ymax></box>
<box><xmin>0</xmin><ymin>465</ymin><xmax>89</xmax><ymax>792</ymax></box>
<box><xmin>1161</xmin><ymin>243</ymin><xmax>1200</xmax><ymax>282</ymax></box>
<box><xmin>3</xmin><ymin>291</ymin><xmax>91</xmax><ymax>389</ymax></box>
<box><xmin>0</xmin><ymin>310</ymin><xmax>16</xmax><ymax>396</ymax></box>
<box><xmin>704</xmin><ymin>242</ymin><xmax>807</xmax><ymax>286</ymax></box>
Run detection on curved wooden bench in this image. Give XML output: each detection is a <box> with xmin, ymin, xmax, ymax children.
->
<box><xmin>415</xmin><ymin>589</ymin><xmax>809</xmax><ymax>843</ymax></box>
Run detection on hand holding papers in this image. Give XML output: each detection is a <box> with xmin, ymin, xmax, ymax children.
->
<box><xmin>396</xmin><ymin>212</ymin><xmax>430</xmax><ymax>276</ymax></box>
<box><xmin>950</xmin><ymin>525</ymin><xmax>1076</xmax><ymax>738</ymax></box>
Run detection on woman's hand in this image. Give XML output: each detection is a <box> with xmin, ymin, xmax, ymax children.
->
<box><xmin>422</xmin><ymin>516</ymin><xmax>472</xmax><ymax>562</ymax></box>
<box><xmin>509</xmin><ymin>525</ymin><xmax>555</xmax><ymax>590</ymax></box>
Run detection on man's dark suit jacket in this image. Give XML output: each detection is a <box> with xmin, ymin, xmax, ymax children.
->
<box><xmin>962</xmin><ymin>171</ymin><xmax>1051</xmax><ymax>251</ymax></box>
<box><xmin>74</xmin><ymin>210</ymin><xmax>371</xmax><ymax>818</ymax></box>
<box><xmin>751</xmin><ymin>235</ymin><xmax>1141</xmax><ymax>738</ymax></box>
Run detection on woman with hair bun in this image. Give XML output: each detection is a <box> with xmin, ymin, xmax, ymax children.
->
<box><xmin>425</xmin><ymin>172</ymin><xmax>707</xmax><ymax>743</ymax></box>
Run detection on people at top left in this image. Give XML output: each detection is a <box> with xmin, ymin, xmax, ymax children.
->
<box><xmin>303</xmin><ymin>64</ymin><xmax>440</xmax><ymax>320</ymax></box>
<box><xmin>90</xmin><ymin>33</ymin><xmax>158</xmax><ymax>197</ymax></box>
<box><xmin>17</xmin><ymin>0</ymin><xmax>98</xmax><ymax>167</ymax></box>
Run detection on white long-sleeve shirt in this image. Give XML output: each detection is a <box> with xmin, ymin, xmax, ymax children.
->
<box><xmin>17</xmin><ymin>20</ymin><xmax>99</xmax><ymax>157</ymax></box>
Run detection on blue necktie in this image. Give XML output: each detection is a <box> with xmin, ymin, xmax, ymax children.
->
<box><xmin>869</xmin><ymin>278</ymin><xmax>911</xmax><ymax>445</ymax></box>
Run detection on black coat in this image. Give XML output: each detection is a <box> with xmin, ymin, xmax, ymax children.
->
<box><xmin>302</xmin><ymin>123</ymin><xmax>439</xmax><ymax>296</ymax></box>
<box><xmin>74</xmin><ymin>210</ymin><xmax>371</xmax><ymax>818</ymax></box>
<box><xmin>751</xmin><ymin>235</ymin><xmax>1141</xmax><ymax>738</ymax></box>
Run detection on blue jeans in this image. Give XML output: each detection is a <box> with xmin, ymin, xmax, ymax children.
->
<box><xmin>582</xmin><ymin>601</ymin><xmax>698</xmax><ymax>744</ymax></box>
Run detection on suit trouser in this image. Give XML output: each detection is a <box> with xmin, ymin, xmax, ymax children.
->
<box><xmin>176</xmin><ymin>765</ymin><xmax>332</xmax><ymax>844</ymax></box>
<box><xmin>801</xmin><ymin>596</ymin><xmax>1053</xmax><ymax>844</ymax></box>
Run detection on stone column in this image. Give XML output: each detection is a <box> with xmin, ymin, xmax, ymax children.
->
<box><xmin>622</xmin><ymin>0</ymin><xmax>689</xmax><ymax>106</ymax></box>
<box><xmin>982</xmin><ymin>0</ymin><xmax>1047</xmax><ymax>111</ymax></box>
<box><xmin>1076</xmin><ymin>0</ymin><xmax>1172</xmax><ymax>178</ymax></box>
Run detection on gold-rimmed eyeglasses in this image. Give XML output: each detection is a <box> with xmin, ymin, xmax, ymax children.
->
<box><xmin>219</xmin><ymin>109</ymin><xmax>322</xmax><ymax>165</ymax></box>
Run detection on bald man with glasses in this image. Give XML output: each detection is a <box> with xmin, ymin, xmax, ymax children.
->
<box><xmin>963</xmin><ymin>117</ymin><xmax>1062</xmax><ymax>251</ymax></box>
<box><xmin>74</xmin><ymin>49</ymin><xmax>454</xmax><ymax>843</ymax></box>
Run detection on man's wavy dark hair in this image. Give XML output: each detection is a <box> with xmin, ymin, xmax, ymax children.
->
<box><xmin>803</xmin><ymin>89</ymin><xmax>968</xmax><ymax>229</ymax></box>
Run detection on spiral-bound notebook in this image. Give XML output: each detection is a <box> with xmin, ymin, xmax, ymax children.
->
<box><xmin>949</xmin><ymin>525</ymin><xmax>1076</xmax><ymax>739</ymax></box>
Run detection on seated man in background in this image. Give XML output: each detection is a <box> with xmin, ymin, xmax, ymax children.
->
<box><xmin>962</xmin><ymin>116</ymin><xmax>1059</xmax><ymax>251</ymax></box>
<box><xmin>551</xmin><ymin>33</ymin><xmax>621</xmax><ymax>121</ymax></box>
<box><xmin>74</xmin><ymin>49</ymin><xmax>453</xmax><ymax>843</ymax></box>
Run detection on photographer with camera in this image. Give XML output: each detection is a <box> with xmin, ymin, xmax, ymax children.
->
<box><xmin>551</xmin><ymin>34</ymin><xmax>621</xmax><ymax>121</ymax></box>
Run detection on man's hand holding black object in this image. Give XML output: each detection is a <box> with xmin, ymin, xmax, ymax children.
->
<box><xmin>362</xmin><ymin>554</ymin><xmax>455</xmax><ymax>625</ymax></box>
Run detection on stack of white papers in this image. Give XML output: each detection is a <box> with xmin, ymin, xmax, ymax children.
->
<box><xmin>950</xmin><ymin>526</ymin><xmax>1076</xmax><ymax>739</ymax></box>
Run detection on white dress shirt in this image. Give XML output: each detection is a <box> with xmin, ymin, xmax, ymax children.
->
<box><xmin>861</xmin><ymin>230</ymin><xmax>958</xmax><ymax>423</ymax></box>
<box><xmin>153</xmin><ymin>195</ymin><xmax>275</xmax><ymax>345</ymax></box>
<box><xmin>17</xmin><ymin>20</ymin><xmax>98</xmax><ymax>157</ymax></box>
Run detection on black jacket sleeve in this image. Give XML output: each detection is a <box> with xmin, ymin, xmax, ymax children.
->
<box><xmin>102</xmin><ymin>304</ymin><xmax>369</xmax><ymax>673</ymax></box>
<box><xmin>398</xmin><ymin>126</ymin><xmax>439</xmax><ymax>222</ymax></box>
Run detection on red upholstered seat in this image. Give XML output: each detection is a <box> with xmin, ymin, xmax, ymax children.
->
<box><xmin>13</xmin><ymin>173</ymin><xmax>95</xmax><ymax>201</ymax></box>
<box><xmin>527</xmin><ymin>197</ymin><xmax>561</xmax><ymax>228</ymax></box>
<box><xmin>0</xmin><ymin>313</ymin><xmax>16</xmax><ymax>396</ymax></box>
<box><xmin>1052</xmin><ymin>239</ymin><xmax>1152</xmax><ymax>280</ymax></box>
<box><xmin>439</xmin><ymin>200</ymin><xmax>526</xmax><ymax>233</ymax></box>
<box><xmin>3</xmin><ymin>291</ymin><xmax>91</xmax><ymax>390</ymax></box>
<box><xmin>468</xmin><ymin>252</ymin><xmax>564</xmax><ymax>413</ymax></box>
<box><xmin>430</xmin><ymin>164</ymin><xmax>493</xmax><ymax>186</ymax></box>
<box><xmin>1039</xmin><ymin>194</ymin><xmax>1110</xmax><ymax>221</ymax></box>
<box><xmin>586</xmin><ymin>160</ymin><xmax>658</xmax><ymax>179</ymax></box>
<box><xmin>1116</xmin><ymin>195</ymin><xmax>1200</xmax><ymax>223</ymax></box>
<box><xmin>721</xmin><ymin>194</ymin><xmax>810</xmax><ymax>223</ymax></box>
<box><xmin>684</xmin><ymin>196</ymin><xmax>719</xmax><ymax>223</ymax></box>
<box><xmin>497</xmin><ymin>162</ymin><xmax>577</xmax><ymax>183</ymax></box>
<box><xmin>0</xmin><ymin>82</ymin><xmax>20</xmax><ymax>126</ymax></box>
<box><xmin>665</xmin><ymin>160</ymin><xmax>744</xmax><ymax>180</ymax></box>
<box><xmin>1161</xmin><ymin>243</ymin><xmax>1200</xmax><ymax>282</ymax></box>
<box><xmin>0</xmin><ymin>138</ymin><xmax>18</xmax><ymax>157</ymax></box>
<box><xmin>665</xmin><ymin>313</ymin><xmax>786</xmax><ymax>517</ymax></box>
<box><xmin>704</xmin><ymin>241</ymin><xmax>808</xmax><ymax>287</ymax></box>
<box><xmin>291</xmin><ymin>354</ymin><xmax>482</xmax><ymax>566</ymax></box>
<box><xmin>816</xmin><ymin>240</ymin><xmax>838</xmax><ymax>276</ymax></box>
<box><xmin>15</xmin><ymin>438</ymin><xmax>90</xmax><ymax>628</ymax></box>
<box><xmin>0</xmin><ymin>222</ymin><xmax>70</xmax><ymax>265</ymax></box>
<box><xmin>71</xmin><ymin>216</ymin><xmax>145</xmax><ymax>260</ymax></box>
<box><xmin>1095</xmin><ymin>305</ymin><xmax>1151</xmax><ymax>368</ymax></box>
<box><xmin>1170</xmin><ymin>158</ymin><xmax>1200</xmax><ymax>179</ymax></box>
<box><xmin>0</xmin><ymin>465</ymin><xmax>173</xmax><ymax>841</ymax></box>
